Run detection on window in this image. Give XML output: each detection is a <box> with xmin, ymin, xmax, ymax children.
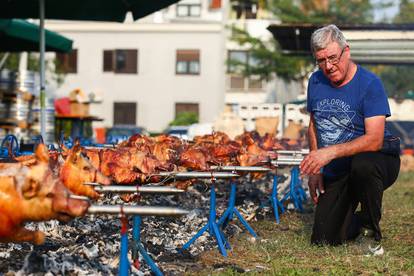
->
<box><xmin>230</xmin><ymin>0</ymin><xmax>258</xmax><ymax>19</ymax></box>
<box><xmin>175</xmin><ymin>103</ymin><xmax>199</xmax><ymax>117</ymax></box>
<box><xmin>227</xmin><ymin>50</ymin><xmax>263</xmax><ymax>90</ymax></box>
<box><xmin>228</xmin><ymin>50</ymin><xmax>248</xmax><ymax>74</ymax></box>
<box><xmin>113</xmin><ymin>102</ymin><xmax>137</xmax><ymax>125</ymax></box>
<box><xmin>103</xmin><ymin>49</ymin><xmax>138</xmax><ymax>74</ymax></box>
<box><xmin>176</xmin><ymin>50</ymin><xmax>200</xmax><ymax>75</ymax></box>
<box><xmin>176</xmin><ymin>3</ymin><xmax>201</xmax><ymax>17</ymax></box>
<box><xmin>56</xmin><ymin>49</ymin><xmax>77</xmax><ymax>73</ymax></box>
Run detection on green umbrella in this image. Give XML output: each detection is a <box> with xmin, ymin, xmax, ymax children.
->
<box><xmin>0</xmin><ymin>0</ymin><xmax>180</xmax><ymax>139</ymax></box>
<box><xmin>0</xmin><ymin>19</ymin><xmax>72</xmax><ymax>52</ymax></box>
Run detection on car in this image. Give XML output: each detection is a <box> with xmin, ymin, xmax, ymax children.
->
<box><xmin>165</xmin><ymin>125</ymin><xmax>189</xmax><ymax>140</ymax></box>
<box><xmin>105</xmin><ymin>125</ymin><xmax>148</xmax><ymax>144</ymax></box>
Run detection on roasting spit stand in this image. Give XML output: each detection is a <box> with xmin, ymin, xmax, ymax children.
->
<box><xmin>269</xmin><ymin>149</ymin><xmax>309</xmax><ymax>223</ymax></box>
<box><xmin>80</xmin><ymin>182</ymin><xmax>191</xmax><ymax>276</ymax></box>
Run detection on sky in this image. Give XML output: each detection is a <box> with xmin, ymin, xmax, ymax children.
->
<box><xmin>372</xmin><ymin>0</ymin><xmax>400</xmax><ymax>22</ymax></box>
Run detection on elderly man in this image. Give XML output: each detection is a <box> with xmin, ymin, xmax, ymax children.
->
<box><xmin>300</xmin><ymin>24</ymin><xmax>400</xmax><ymax>255</ymax></box>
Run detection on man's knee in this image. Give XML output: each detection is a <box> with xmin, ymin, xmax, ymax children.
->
<box><xmin>351</xmin><ymin>152</ymin><xmax>381</xmax><ymax>179</ymax></box>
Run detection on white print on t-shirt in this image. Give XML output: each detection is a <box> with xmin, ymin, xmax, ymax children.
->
<box><xmin>315</xmin><ymin>98</ymin><xmax>356</xmax><ymax>146</ymax></box>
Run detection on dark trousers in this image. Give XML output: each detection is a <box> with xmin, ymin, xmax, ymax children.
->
<box><xmin>311</xmin><ymin>152</ymin><xmax>400</xmax><ymax>245</ymax></box>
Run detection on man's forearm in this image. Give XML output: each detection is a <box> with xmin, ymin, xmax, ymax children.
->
<box><xmin>326</xmin><ymin>133</ymin><xmax>383</xmax><ymax>160</ymax></box>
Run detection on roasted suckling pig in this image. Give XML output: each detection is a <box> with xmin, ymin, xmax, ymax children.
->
<box><xmin>0</xmin><ymin>144</ymin><xmax>89</xmax><ymax>244</ymax></box>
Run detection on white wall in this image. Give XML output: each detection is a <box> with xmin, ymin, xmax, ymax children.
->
<box><xmin>47</xmin><ymin>22</ymin><xmax>225</xmax><ymax>132</ymax></box>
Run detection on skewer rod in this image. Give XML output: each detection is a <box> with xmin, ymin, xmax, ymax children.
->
<box><xmin>93</xmin><ymin>185</ymin><xmax>185</xmax><ymax>194</ymax></box>
<box><xmin>209</xmin><ymin>165</ymin><xmax>270</xmax><ymax>172</ymax></box>
<box><xmin>277</xmin><ymin>149</ymin><xmax>309</xmax><ymax>155</ymax></box>
<box><xmin>271</xmin><ymin>160</ymin><xmax>302</xmax><ymax>166</ymax></box>
<box><xmin>87</xmin><ymin>205</ymin><xmax>189</xmax><ymax>216</ymax></box>
<box><xmin>157</xmin><ymin>171</ymin><xmax>239</xmax><ymax>179</ymax></box>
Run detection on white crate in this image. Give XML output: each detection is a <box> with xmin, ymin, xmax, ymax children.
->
<box><xmin>284</xmin><ymin>103</ymin><xmax>310</xmax><ymax>128</ymax></box>
<box><xmin>236</xmin><ymin>103</ymin><xmax>283</xmax><ymax>137</ymax></box>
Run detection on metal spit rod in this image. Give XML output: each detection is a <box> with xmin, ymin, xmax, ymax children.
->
<box><xmin>209</xmin><ymin>165</ymin><xmax>271</xmax><ymax>172</ymax></box>
<box><xmin>87</xmin><ymin>205</ymin><xmax>189</xmax><ymax>216</ymax></box>
<box><xmin>90</xmin><ymin>185</ymin><xmax>185</xmax><ymax>194</ymax></box>
<box><xmin>277</xmin><ymin>149</ymin><xmax>309</xmax><ymax>156</ymax></box>
<box><xmin>157</xmin><ymin>171</ymin><xmax>239</xmax><ymax>179</ymax></box>
<box><xmin>83</xmin><ymin>144</ymin><xmax>116</xmax><ymax>150</ymax></box>
<box><xmin>271</xmin><ymin>160</ymin><xmax>302</xmax><ymax>166</ymax></box>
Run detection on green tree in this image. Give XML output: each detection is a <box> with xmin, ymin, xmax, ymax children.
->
<box><xmin>393</xmin><ymin>0</ymin><xmax>414</xmax><ymax>23</ymax></box>
<box><xmin>0</xmin><ymin>52</ymin><xmax>66</xmax><ymax>86</ymax></box>
<box><xmin>229</xmin><ymin>0</ymin><xmax>381</xmax><ymax>83</ymax></box>
<box><xmin>369</xmin><ymin>0</ymin><xmax>414</xmax><ymax>99</ymax></box>
<box><xmin>0</xmin><ymin>52</ymin><xmax>39</xmax><ymax>72</ymax></box>
<box><xmin>269</xmin><ymin>0</ymin><xmax>374</xmax><ymax>25</ymax></box>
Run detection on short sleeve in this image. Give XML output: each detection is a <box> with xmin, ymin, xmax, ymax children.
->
<box><xmin>362</xmin><ymin>78</ymin><xmax>391</xmax><ymax>118</ymax></box>
<box><xmin>306</xmin><ymin>74</ymin><xmax>315</xmax><ymax>113</ymax></box>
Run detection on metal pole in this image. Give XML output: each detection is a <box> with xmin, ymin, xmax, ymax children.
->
<box><xmin>157</xmin><ymin>171</ymin><xmax>239</xmax><ymax>179</ymax></box>
<box><xmin>87</xmin><ymin>205</ymin><xmax>189</xmax><ymax>216</ymax></box>
<box><xmin>92</xmin><ymin>185</ymin><xmax>185</xmax><ymax>194</ymax></box>
<box><xmin>209</xmin><ymin>165</ymin><xmax>271</xmax><ymax>172</ymax></box>
<box><xmin>39</xmin><ymin>0</ymin><xmax>46</xmax><ymax>139</ymax></box>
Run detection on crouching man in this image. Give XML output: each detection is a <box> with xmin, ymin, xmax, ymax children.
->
<box><xmin>300</xmin><ymin>24</ymin><xmax>400</xmax><ymax>256</ymax></box>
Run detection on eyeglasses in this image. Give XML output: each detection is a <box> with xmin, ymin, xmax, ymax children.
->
<box><xmin>316</xmin><ymin>47</ymin><xmax>346</xmax><ymax>67</ymax></box>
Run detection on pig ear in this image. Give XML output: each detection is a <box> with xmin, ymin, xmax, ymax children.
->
<box><xmin>21</xmin><ymin>178</ymin><xmax>40</xmax><ymax>199</ymax></box>
<box><xmin>35</xmin><ymin>144</ymin><xmax>49</xmax><ymax>162</ymax></box>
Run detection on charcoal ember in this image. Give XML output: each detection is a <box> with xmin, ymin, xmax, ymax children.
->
<box><xmin>0</xmin><ymin>170</ymin><xmax>307</xmax><ymax>275</ymax></box>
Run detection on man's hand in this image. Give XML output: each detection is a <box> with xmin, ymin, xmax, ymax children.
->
<box><xmin>300</xmin><ymin>147</ymin><xmax>335</xmax><ymax>175</ymax></box>
<box><xmin>307</xmin><ymin>174</ymin><xmax>324</xmax><ymax>204</ymax></box>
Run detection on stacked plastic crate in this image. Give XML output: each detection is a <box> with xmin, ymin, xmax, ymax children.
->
<box><xmin>236</xmin><ymin>103</ymin><xmax>283</xmax><ymax>138</ymax></box>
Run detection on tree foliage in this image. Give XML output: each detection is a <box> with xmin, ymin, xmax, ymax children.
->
<box><xmin>229</xmin><ymin>0</ymin><xmax>382</xmax><ymax>82</ymax></box>
<box><xmin>393</xmin><ymin>0</ymin><xmax>414</xmax><ymax>23</ymax></box>
<box><xmin>368</xmin><ymin>0</ymin><xmax>414</xmax><ymax>99</ymax></box>
<box><xmin>269</xmin><ymin>0</ymin><xmax>374</xmax><ymax>25</ymax></box>
<box><xmin>0</xmin><ymin>52</ymin><xmax>39</xmax><ymax>72</ymax></box>
<box><xmin>229</xmin><ymin>27</ymin><xmax>310</xmax><ymax>81</ymax></box>
<box><xmin>0</xmin><ymin>52</ymin><xmax>66</xmax><ymax>86</ymax></box>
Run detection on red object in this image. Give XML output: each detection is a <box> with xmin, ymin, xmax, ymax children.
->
<box><xmin>209</xmin><ymin>0</ymin><xmax>221</xmax><ymax>9</ymax></box>
<box><xmin>94</xmin><ymin>127</ymin><xmax>106</xmax><ymax>144</ymax></box>
<box><xmin>402</xmin><ymin>148</ymin><xmax>414</xmax><ymax>155</ymax></box>
<box><xmin>54</xmin><ymin>97</ymin><xmax>71</xmax><ymax>115</ymax></box>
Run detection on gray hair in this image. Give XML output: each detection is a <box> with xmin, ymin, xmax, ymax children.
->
<box><xmin>310</xmin><ymin>24</ymin><xmax>347</xmax><ymax>55</ymax></box>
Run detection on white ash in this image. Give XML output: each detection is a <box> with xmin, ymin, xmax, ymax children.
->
<box><xmin>0</xmin><ymin>173</ymin><xmax>308</xmax><ymax>275</ymax></box>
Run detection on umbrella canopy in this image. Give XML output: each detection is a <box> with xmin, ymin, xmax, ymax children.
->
<box><xmin>0</xmin><ymin>19</ymin><xmax>72</xmax><ymax>52</ymax></box>
<box><xmin>0</xmin><ymin>0</ymin><xmax>179</xmax><ymax>22</ymax></box>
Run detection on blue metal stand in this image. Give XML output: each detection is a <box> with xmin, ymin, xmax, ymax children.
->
<box><xmin>280</xmin><ymin>166</ymin><xmax>307</xmax><ymax>212</ymax></box>
<box><xmin>131</xmin><ymin>216</ymin><xmax>163</xmax><ymax>276</ymax></box>
<box><xmin>119</xmin><ymin>218</ymin><xmax>130</xmax><ymax>276</ymax></box>
<box><xmin>269</xmin><ymin>174</ymin><xmax>285</xmax><ymax>224</ymax></box>
<box><xmin>181</xmin><ymin>183</ymin><xmax>229</xmax><ymax>257</ymax></box>
<box><xmin>218</xmin><ymin>181</ymin><xmax>257</xmax><ymax>238</ymax></box>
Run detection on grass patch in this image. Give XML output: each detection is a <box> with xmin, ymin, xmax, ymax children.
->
<box><xmin>192</xmin><ymin>172</ymin><xmax>414</xmax><ymax>275</ymax></box>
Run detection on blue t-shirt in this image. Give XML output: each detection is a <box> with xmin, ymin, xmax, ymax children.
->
<box><xmin>307</xmin><ymin>65</ymin><xmax>392</xmax><ymax>178</ymax></box>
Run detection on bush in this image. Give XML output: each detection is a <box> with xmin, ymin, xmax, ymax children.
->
<box><xmin>168</xmin><ymin>112</ymin><xmax>198</xmax><ymax>126</ymax></box>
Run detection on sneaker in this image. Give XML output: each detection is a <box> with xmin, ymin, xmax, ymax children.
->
<box><xmin>364</xmin><ymin>243</ymin><xmax>384</xmax><ymax>257</ymax></box>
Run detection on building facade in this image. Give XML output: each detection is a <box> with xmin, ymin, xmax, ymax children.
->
<box><xmin>46</xmin><ymin>0</ymin><xmax>285</xmax><ymax>133</ymax></box>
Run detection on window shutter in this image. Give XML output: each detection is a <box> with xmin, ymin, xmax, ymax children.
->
<box><xmin>114</xmin><ymin>102</ymin><xmax>137</xmax><ymax>125</ymax></box>
<box><xmin>103</xmin><ymin>50</ymin><xmax>113</xmax><ymax>72</ymax></box>
<box><xmin>68</xmin><ymin>49</ymin><xmax>77</xmax><ymax>73</ymax></box>
<box><xmin>175</xmin><ymin>103</ymin><xmax>199</xmax><ymax>117</ymax></box>
<box><xmin>177</xmin><ymin>50</ymin><xmax>199</xmax><ymax>62</ymax></box>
